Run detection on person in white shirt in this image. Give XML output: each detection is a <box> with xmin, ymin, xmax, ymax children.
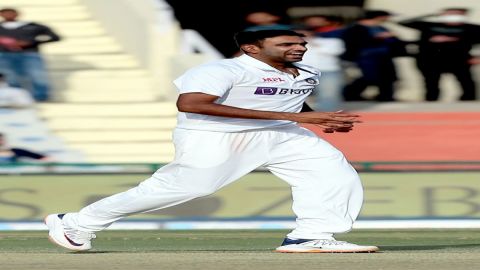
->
<box><xmin>0</xmin><ymin>73</ymin><xmax>34</xmax><ymax>108</ymax></box>
<box><xmin>45</xmin><ymin>30</ymin><xmax>378</xmax><ymax>253</ymax></box>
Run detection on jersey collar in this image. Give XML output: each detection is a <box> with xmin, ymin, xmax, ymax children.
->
<box><xmin>237</xmin><ymin>54</ymin><xmax>319</xmax><ymax>78</ymax></box>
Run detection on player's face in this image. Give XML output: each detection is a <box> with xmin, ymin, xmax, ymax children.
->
<box><xmin>258</xmin><ymin>35</ymin><xmax>308</xmax><ymax>63</ymax></box>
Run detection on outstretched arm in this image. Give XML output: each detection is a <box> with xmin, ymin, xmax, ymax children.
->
<box><xmin>177</xmin><ymin>93</ymin><xmax>360</xmax><ymax>133</ymax></box>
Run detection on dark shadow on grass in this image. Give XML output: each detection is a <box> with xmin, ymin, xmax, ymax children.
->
<box><xmin>380</xmin><ymin>243</ymin><xmax>480</xmax><ymax>251</ymax></box>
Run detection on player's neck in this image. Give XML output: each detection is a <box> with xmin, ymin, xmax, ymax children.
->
<box><xmin>272</xmin><ymin>63</ymin><xmax>299</xmax><ymax>77</ymax></box>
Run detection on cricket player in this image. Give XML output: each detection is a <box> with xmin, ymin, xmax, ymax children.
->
<box><xmin>45</xmin><ymin>30</ymin><xmax>378</xmax><ymax>253</ymax></box>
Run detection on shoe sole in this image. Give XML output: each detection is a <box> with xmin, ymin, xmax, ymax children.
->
<box><xmin>275</xmin><ymin>247</ymin><xmax>379</xmax><ymax>253</ymax></box>
<box><xmin>44</xmin><ymin>215</ymin><xmax>89</xmax><ymax>252</ymax></box>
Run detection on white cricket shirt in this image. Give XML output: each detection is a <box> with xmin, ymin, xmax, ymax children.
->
<box><xmin>173</xmin><ymin>54</ymin><xmax>320</xmax><ymax>132</ymax></box>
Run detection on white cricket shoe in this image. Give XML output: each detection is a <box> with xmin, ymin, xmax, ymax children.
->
<box><xmin>44</xmin><ymin>214</ymin><xmax>96</xmax><ymax>251</ymax></box>
<box><xmin>275</xmin><ymin>238</ymin><xmax>379</xmax><ymax>253</ymax></box>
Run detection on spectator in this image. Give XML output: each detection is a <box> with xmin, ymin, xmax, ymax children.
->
<box><xmin>0</xmin><ymin>7</ymin><xmax>60</xmax><ymax>102</ymax></box>
<box><xmin>0</xmin><ymin>72</ymin><xmax>35</xmax><ymax>108</ymax></box>
<box><xmin>232</xmin><ymin>11</ymin><xmax>294</xmax><ymax>57</ymax></box>
<box><xmin>341</xmin><ymin>10</ymin><xmax>407</xmax><ymax>102</ymax></box>
<box><xmin>0</xmin><ymin>133</ymin><xmax>50</xmax><ymax>163</ymax></box>
<box><xmin>297</xmin><ymin>26</ymin><xmax>346</xmax><ymax>111</ymax></box>
<box><xmin>243</xmin><ymin>11</ymin><xmax>293</xmax><ymax>31</ymax></box>
<box><xmin>301</xmin><ymin>15</ymin><xmax>346</xmax><ymax>37</ymax></box>
<box><xmin>398</xmin><ymin>7</ymin><xmax>480</xmax><ymax>101</ymax></box>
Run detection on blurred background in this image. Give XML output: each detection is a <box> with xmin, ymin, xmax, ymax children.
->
<box><xmin>0</xmin><ymin>0</ymin><xmax>479</xmax><ymax>230</ymax></box>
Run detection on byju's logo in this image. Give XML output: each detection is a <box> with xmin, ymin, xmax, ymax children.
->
<box><xmin>254</xmin><ymin>87</ymin><xmax>277</xmax><ymax>95</ymax></box>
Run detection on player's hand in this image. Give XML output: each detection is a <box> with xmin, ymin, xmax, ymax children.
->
<box><xmin>295</xmin><ymin>111</ymin><xmax>360</xmax><ymax>133</ymax></box>
<box><xmin>295</xmin><ymin>110</ymin><xmax>360</xmax><ymax>124</ymax></box>
<box><xmin>316</xmin><ymin>124</ymin><xmax>354</xmax><ymax>133</ymax></box>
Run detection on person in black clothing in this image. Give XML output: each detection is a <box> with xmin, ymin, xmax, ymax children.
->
<box><xmin>0</xmin><ymin>8</ymin><xmax>60</xmax><ymax>101</ymax></box>
<box><xmin>398</xmin><ymin>8</ymin><xmax>480</xmax><ymax>101</ymax></box>
<box><xmin>341</xmin><ymin>10</ymin><xmax>406</xmax><ymax>102</ymax></box>
<box><xmin>0</xmin><ymin>133</ymin><xmax>49</xmax><ymax>162</ymax></box>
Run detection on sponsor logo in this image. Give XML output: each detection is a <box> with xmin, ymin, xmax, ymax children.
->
<box><xmin>262</xmin><ymin>77</ymin><xmax>286</xmax><ymax>82</ymax></box>
<box><xmin>254</xmin><ymin>87</ymin><xmax>314</xmax><ymax>95</ymax></box>
<box><xmin>278</xmin><ymin>88</ymin><xmax>315</xmax><ymax>95</ymax></box>
<box><xmin>254</xmin><ymin>87</ymin><xmax>278</xmax><ymax>95</ymax></box>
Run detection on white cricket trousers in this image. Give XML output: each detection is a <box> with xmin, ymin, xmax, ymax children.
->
<box><xmin>63</xmin><ymin>125</ymin><xmax>363</xmax><ymax>240</ymax></box>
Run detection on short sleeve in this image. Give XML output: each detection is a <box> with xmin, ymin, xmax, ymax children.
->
<box><xmin>173</xmin><ymin>62</ymin><xmax>237</xmax><ymax>97</ymax></box>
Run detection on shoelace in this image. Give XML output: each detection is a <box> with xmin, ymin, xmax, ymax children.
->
<box><xmin>64</xmin><ymin>227</ymin><xmax>96</xmax><ymax>244</ymax></box>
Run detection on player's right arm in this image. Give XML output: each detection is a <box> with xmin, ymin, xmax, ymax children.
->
<box><xmin>177</xmin><ymin>92</ymin><xmax>359</xmax><ymax>132</ymax></box>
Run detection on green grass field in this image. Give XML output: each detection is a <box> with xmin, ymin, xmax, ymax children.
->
<box><xmin>1</xmin><ymin>229</ymin><xmax>479</xmax><ymax>270</ymax></box>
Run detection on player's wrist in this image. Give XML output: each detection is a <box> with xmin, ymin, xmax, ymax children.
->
<box><xmin>278</xmin><ymin>112</ymin><xmax>299</xmax><ymax>122</ymax></box>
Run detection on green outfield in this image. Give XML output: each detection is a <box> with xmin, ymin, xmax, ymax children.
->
<box><xmin>1</xmin><ymin>229</ymin><xmax>479</xmax><ymax>270</ymax></box>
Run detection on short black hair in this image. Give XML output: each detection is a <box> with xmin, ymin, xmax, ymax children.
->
<box><xmin>234</xmin><ymin>30</ymin><xmax>305</xmax><ymax>48</ymax></box>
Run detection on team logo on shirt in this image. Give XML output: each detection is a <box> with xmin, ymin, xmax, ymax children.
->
<box><xmin>305</xmin><ymin>78</ymin><xmax>319</xmax><ymax>84</ymax></box>
<box><xmin>254</xmin><ymin>87</ymin><xmax>314</xmax><ymax>95</ymax></box>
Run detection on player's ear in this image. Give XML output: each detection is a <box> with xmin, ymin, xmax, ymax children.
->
<box><xmin>241</xmin><ymin>44</ymin><xmax>260</xmax><ymax>54</ymax></box>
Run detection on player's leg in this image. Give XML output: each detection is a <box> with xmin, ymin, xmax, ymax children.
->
<box><xmin>265</xmin><ymin>126</ymin><xmax>377</xmax><ymax>253</ymax></box>
<box><xmin>46</xmin><ymin>129</ymin><xmax>269</xmax><ymax>250</ymax></box>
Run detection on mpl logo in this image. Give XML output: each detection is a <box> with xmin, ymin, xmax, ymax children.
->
<box><xmin>263</xmin><ymin>77</ymin><xmax>285</xmax><ymax>82</ymax></box>
<box><xmin>254</xmin><ymin>87</ymin><xmax>277</xmax><ymax>95</ymax></box>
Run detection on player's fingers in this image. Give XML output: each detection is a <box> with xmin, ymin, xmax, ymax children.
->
<box><xmin>334</xmin><ymin>127</ymin><xmax>353</xmax><ymax>132</ymax></box>
<box><xmin>319</xmin><ymin>123</ymin><xmax>354</xmax><ymax>129</ymax></box>
<box><xmin>311</xmin><ymin>124</ymin><xmax>334</xmax><ymax>132</ymax></box>
<box><xmin>326</xmin><ymin>115</ymin><xmax>361</xmax><ymax>122</ymax></box>
<box><xmin>321</xmin><ymin>120</ymin><xmax>355</xmax><ymax>126</ymax></box>
<box><xmin>330</xmin><ymin>111</ymin><xmax>360</xmax><ymax>117</ymax></box>
<box><xmin>315</xmin><ymin>118</ymin><xmax>357</xmax><ymax>124</ymax></box>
